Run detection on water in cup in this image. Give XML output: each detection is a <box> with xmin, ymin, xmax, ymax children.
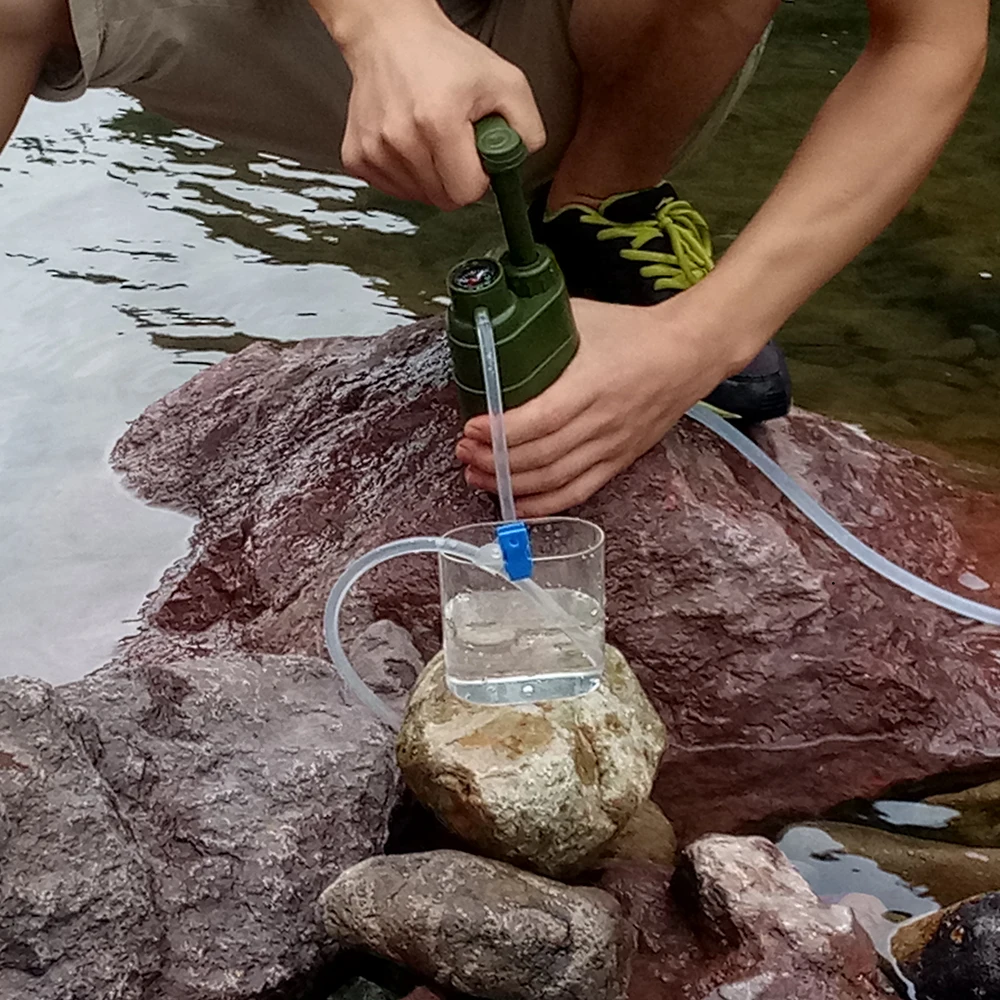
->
<box><xmin>442</xmin><ymin>584</ymin><xmax>604</xmax><ymax>705</ymax></box>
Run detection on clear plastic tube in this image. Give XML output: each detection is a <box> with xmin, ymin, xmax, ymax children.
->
<box><xmin>323</xmin><ymin>535</ymin><xmax>599</xmax><ymax>728</ymax></box>
<box><xmin>687</xmin><ymin>403</ymin><xmax>1000</xmax><ymax>627</ymax></box>
<box><xmin>323</xmin><ymin>536</ymin><xmax>500</xmax><ymax>728</ymax></box>
<box><xmin>474</xmin><ymin>307</ymin><xmax>517</xmax><ymax>523</ymax></box>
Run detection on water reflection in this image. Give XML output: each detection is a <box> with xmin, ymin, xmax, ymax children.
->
<box><xmin>674</xmin><ymin>0</ymin><xmax>1000</xmax><ymax>488</ymax></box>
<box><xmin>1</xmin><ymin>0</ymin><xmax>998</xmax><ymax>684</ymax></box>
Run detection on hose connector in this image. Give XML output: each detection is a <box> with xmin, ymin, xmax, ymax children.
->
<box><xmin>496</xmin><ymin>521</ymin><xmax>533</xmax><ymax>581</ymax></box>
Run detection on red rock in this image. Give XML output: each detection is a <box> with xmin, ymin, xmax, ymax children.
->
<box><xmin>112</xmin><ymin>319</ymin><xmax>1000</xmax><ymax>842</ymax></box>
<box><xmin>590</xmin><ymin>838</ymin><xmax>892</xmax><ymax>999</ymax></box>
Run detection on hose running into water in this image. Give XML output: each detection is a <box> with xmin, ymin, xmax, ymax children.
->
<box><xmin>687</xmin><ymin>403</ymin><xmax>1000</xmax><ymax>627</ymax></box>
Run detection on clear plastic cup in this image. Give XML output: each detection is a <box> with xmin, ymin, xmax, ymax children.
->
<box><xmin>439</xmin><ymin>517</ymin><xmax>605</xmax><ymax>705</ymax></box>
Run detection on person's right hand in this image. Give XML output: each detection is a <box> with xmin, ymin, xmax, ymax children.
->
<box><xmin>315</xmin><ymin>0</ymin><xmax>546</xmax><ymax>209</ymax></box>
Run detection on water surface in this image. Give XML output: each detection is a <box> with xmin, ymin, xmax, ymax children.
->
<box><xmin>2</xmin><ymin>0</ymin><xmax>998</xmax><ymax>683</ymax></box>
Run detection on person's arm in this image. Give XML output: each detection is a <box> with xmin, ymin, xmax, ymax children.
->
<box><xmin>687</xmin><ymin>0</ymin><xmax>990</xmax><ymax>356</ymax></box>
<box><xmin>309</xmin><ymin>0</ymin><xmax>545</xmax><ymax>209</ymax></box>
<box><xmin>459</xmin><ymin>0</ymin><xmax>989</xmax><ymax>516</ymax></box>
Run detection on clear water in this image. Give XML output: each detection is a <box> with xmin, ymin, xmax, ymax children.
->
<box><xmin>443</xmin><ymin>588</ymin><xmax>604</xmax><ymax>705</ymax></box>
<box><xmin>4</xmin><ymin>0</ymin><xmax>1000</xmax><ymax>684</ymax></box>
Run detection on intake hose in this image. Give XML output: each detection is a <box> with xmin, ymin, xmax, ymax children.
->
<box><xmin>688</xmin><ymin>403</ymin><xmax>1000</xmax><ymax>627</ymax></box>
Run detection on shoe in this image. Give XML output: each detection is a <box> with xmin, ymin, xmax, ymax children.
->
<box><xmin>530</xmin><ymin>182</ymin><xmax>792</xmax><ymax>423</ymax></box>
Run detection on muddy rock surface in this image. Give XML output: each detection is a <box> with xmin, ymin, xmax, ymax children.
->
<box><xmin>111</xmin><ymin>319</ymin><xmax>1000</xmax><ymax>840</ymax></box>
<box><xmin>804</xmin><ymin>821</ymin><xmax>1000</xmax><ymax>907</ymax></box>
<box><xmin>1</xmin><ymin>650</ymin><xmax>399</xmax><ymax>1000</ymax></box>
<box><xmin>320</xmin><ymin>849</ymin><xmax>632</xmax><ymax>1000</ymax></box>
<box><xmin>397</xmin><ymin>646</ymin><xmax>666</xmax><ymax>877</ymax></box>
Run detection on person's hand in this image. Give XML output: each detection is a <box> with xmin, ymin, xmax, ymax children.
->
<box><xmin>455</xmin><ymin>296</ymin><xmax>753</xmax><ymax>516</ymax></box>
<box><xmin>316</xmin><ymin>0</ymin><xmax>546</xmax><ymax>209</ymax></box>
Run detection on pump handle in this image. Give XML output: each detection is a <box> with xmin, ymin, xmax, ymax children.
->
<box><xmin>475</xmin><ymin>115</ymin><xmax>528</xmax><ymax>176</ymax></box>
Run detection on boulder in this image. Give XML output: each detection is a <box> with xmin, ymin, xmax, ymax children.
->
<box><xmin>0</xmin><ymin>678</ymin><xmax>160</xmax><ymax>1000</ymax></box>
<box><xmin>925</xmin><ymin>778</ymin><xmax>1000</xmax><ymax>847</ymax></box>
<box><xmin>1</xmin><ymin>653</ymin><xmax>399</xmax><ymax>1000</ymax></box>
<box><xmin>396</xmin><ymin>647</ymin><xmax>666</xmax><ymax>877</ymax></box>
<box><xmin>892</xmin><ymin>892</ymin><xmax>1000</xmax><ymax>999</ymax></box>
<box><xmin>599</xmin><ymin>799</ymin><xmax>677</xmax><ymax>867</ymax></box>
<box><xmin>110</xmin><ymin>319</ymin><xmax>1000</xmax><ymax>839</ymax></box>
<box><xmin>319</xmin><ymin>850</ymin><xmax>632</xmax><ymax>1000</ymax></box>
<box><xmin>348</xmin><ymin>619</ymin><xmax>423</xmax><ymax>714</ymax></box>
<box><xmin>683</xmin><ymin>836</ymin><xmax>877</xmax><ymax>975</ymax></box>
<box><xmin>591</xmin><ymin>835</ymin><xmax>892</xmax><ymax>999</ymax></box>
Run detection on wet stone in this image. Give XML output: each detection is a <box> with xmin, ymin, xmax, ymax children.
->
<box><xmin>893</xmin><ymin>892</ymin><xmax>1000</xmax><ymax>999</ymax></box>
<box><xmin>397</xmin><ymin>647</ymin><xmax>666</xmax><ymax>878</ymax></box>
<box><xmin>891</xmin><ymin>377</ymin><xmax>980</xmax><ymax>418</ymax></box>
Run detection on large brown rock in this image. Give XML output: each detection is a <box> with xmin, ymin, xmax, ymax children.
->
<box><xmin>320</xmin><ymin>850</ymin><xmax>632</xmax><ymax>1000</ymax></box>
<box><xmin>396</xmin><ymin>646</ymin><xmax>666</xmax><ymax>877</ymax></box>
<box><xmin>1</xmin><ymin>650</ymin><xmax>400</xmax><ymax>1000</ymax></box>
<box><xmin>111</xmin><ymin>319</ymin><xmax>1000</xmax><ymax>840</ymax></box>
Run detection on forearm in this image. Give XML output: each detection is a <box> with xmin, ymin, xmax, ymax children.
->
<box><xmin>309</xmin><ymin>0</ymin><xmax>447</xmax><ymax>50</ymax></box>
<box><xmin>684</xmin><ymin>19</ymin><xmax>988</xmax><ymax>369</ymax></box>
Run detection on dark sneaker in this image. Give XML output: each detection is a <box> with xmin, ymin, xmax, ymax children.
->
<box><xmin>530</xmin><ymin>182</ymin><xmax>792</xmax><ymax>423</ymax></box>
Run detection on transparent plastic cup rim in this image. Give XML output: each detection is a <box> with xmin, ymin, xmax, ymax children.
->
<box><xmin>440</xmin><ymin>516</ymin><xmax>605</xmax><ymax>566</ymax></box>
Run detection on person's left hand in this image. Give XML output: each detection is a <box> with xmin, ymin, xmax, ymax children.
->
<box><xmin>455</xmin><ymin>296</ymin><xmax>749</xmax><ymax>516</ymax></box>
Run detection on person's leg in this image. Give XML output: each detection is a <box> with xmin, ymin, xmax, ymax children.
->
<box><xmin>0</xmin><ymin>0</ymin><xmax>73</xmax><ymax>148</ymax></box>
<box><xmin>486</xmin><ymin>0</ymin><xmax>791</xmax><ymax>422</ymax></box>
<box><xmin>549</xmin><ymin>0</ymin><xmax>781</xmax><ymax>209</ymax></box>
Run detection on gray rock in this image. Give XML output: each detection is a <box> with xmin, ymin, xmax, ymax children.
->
<box><xmin>1</xmin><ymin>654</ymin><xmax>399</xmax><ymax>1000</ymax></box>
<box><xmin>396</xmin><ymin>647</ymin><xmax>666</xmax><ymax>878</ymax></box>
<box><xmin>320</xmin><ymin>850</ymin><xmax>631</xmax><ymax>1000</ymax></box>
<box><xmin>348</xmin><ymin>620</ymin><xmax>422</xmax><ymax>712</ymax></box>
<box><xmin>892</xmin><ymin>892</ymin><xmax>1000</xmax><ymax>999</ymax></box>
<box><xmin>63</xmin><ymin>653</ymin><xmax>399</xmax><ymax>1000</ymax></box>
<box><xmin>0</xmin><ymin>678</ymin><xmax>160</xmax><ymax>1000</ymax></box>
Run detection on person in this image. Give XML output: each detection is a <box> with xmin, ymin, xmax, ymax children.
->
<box><xmin>1</xmin><ymin>0</ymin><xmax>989</xmax><ymax>516</ymax></box>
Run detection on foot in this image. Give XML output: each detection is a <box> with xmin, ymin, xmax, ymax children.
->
<box><xmin>531</xmin><ymin>182</ymin><xmax>792</xmax><ymax>423</ymax></box>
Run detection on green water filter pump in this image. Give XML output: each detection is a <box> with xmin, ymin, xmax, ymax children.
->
<box><xmin>446</xmin><ymin>116</ymin><xmax>579</xmax><ymax>418</ymax></box>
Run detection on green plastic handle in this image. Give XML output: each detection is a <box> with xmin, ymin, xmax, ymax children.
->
<box><xmin>475</xmin><ymin>116</ymin><xmax>528</xmax><ymax>175</ymax></box>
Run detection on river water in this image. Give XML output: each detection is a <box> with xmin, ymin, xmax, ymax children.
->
<box><xmin>1</xmin><ymin>0</ymin><xmax>998</xmax><ymax>687</ymax></box>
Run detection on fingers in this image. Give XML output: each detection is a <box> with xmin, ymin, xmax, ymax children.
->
<box><xmin>464</xmin><ymin>377</ymin><xmax>594</xmax><ymax>448</ymax></box>
<box><xmin>466</xmin><ymin>461</ymin><xmax>618</xmax><ymax>518</ymax></box>
<box><xmin>465</xmin><ymin>437</ymin><xmax>612</xmax><ymax>498</ymax></box>
<box><xmin>342</xmin><ymin>133</ymin><xmax>420</xmax><ymax>202</ymax></box>
<box><xmin>383</xmin><ymin>135</ymin><xmax>456</xmax><ymax>210</ymax></box>
<box><xmin>493</xmin><ymin>68</ymin><xmax>547</xmax><ymax>153</ymax></box>
<box><xmin>458</xmin><ymin>404</ymin><xmax>608</xmax><ymax>477</ymax></box>
<box><xmin>517</xmin><ymin>463</ymin><xmax>617</xmax><ymax>517</ymax></box>
<box><xmin>430</xmin><ymin>120</ymin><xmax>491</xmax><ymax>207</ymax></box>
